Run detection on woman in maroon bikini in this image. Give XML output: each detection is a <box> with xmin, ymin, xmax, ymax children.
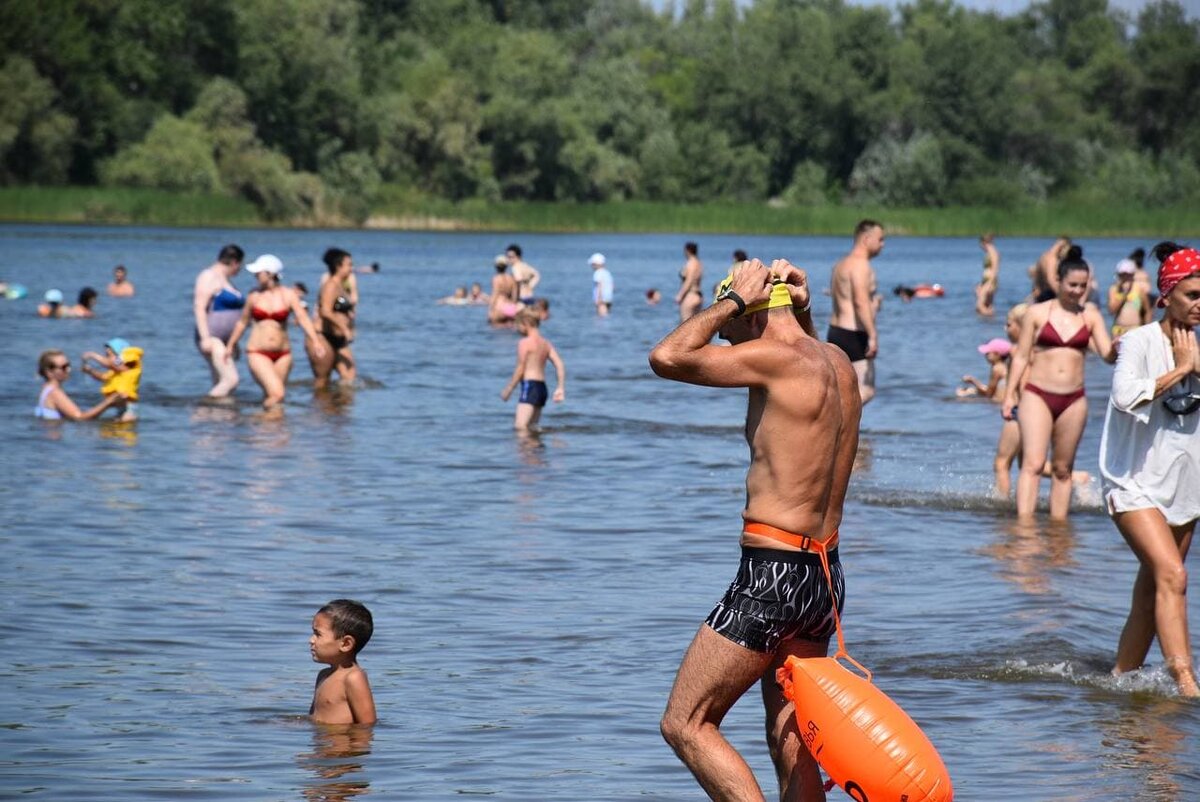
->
<box><xmin>1002</xmin><ymin>247</ymin><xmax>1116</xmax><ymax>519</ymax></box>
<box><xmin>226</xmin><ymin>254</ymin><xmax>325</xmax><ymax>409</ymax></box>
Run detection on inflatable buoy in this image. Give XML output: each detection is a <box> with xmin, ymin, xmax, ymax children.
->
<box><xmin>775</xmin><ymin>543</ymin><xmax>953</xmax><ymax>801</ymax></box>
<box><xmin>3</xmin><ymin>283</ymin><xmax>28</xmax><ymax>300</ymax></box>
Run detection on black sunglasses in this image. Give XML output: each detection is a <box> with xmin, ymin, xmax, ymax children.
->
<box><xmin>52</xmin><ymin>362</ymin><xmax>71</xmax><ymax>370</ymax></box>
<box><xmin>1163</xmin><ymin>392</ymin><xmax>1200</xmax><ymax>415</ymax></box>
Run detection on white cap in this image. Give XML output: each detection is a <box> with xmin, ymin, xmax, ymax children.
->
<box><xmin>1115</xmin><ymin>258</ymin><xmax>1136</xmax><ymax>275</ymax></box>
<box><xmin>245</xmin><ymin>254</ymin><xmax>284</xmax><ymax>274</ymax></box>
<box><xmin>588</xmin><ymin>252</ymin><xmax>606</xmax><ymax>266</ymax></box>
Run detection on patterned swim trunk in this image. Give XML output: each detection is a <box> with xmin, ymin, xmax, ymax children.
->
<box><xmin>704</xmin><ymin>546</ymin><xmax>843</xmax><ymax>653</ymax></box>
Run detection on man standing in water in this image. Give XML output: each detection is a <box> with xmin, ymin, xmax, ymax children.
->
<box><xmin>827</xmin><ymin>219</ymin><xmax>884</xmax><ymax>404</ymax></box>
<box><xmin>650</xmin><ymin>259</ymin><xmax>861</xmax><ymax>802</ymax></box>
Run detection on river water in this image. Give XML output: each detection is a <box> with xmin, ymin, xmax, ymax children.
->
<box><xmin>1</xmin><ymin>224</ymin><xmax>1196</xmax><ymax>800</ymax></box>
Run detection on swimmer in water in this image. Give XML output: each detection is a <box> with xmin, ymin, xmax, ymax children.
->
<box><xmin>650</xmin><ymin>258</ymin><xmax>859</xmax><ymax>801</ymax></box>
<box><xmin>437</xmin><ymin>287</ymin><xmax>470</xmax><ymax>305</ymax></box>
<box><xmin>313</xmin><ymin>248</ymin><xmax>358</xmax><ymax>389</ymax></box>
<box><xmin>107</xmin><ymin>265</ymin><xmax>135</xmax><ymax>297</ymax></box>
<box><xmin>976</xmin><ymin>234</ymin><xmax>999</xmax><ymax>316</ymax></box>
<box><xmin>38</xmin><ymin>289</ymin><xmax>66</xmax><ymax>318</ymax></box>
<box><xmin>958</xmin><ymin>338</ymin><xmax>1010</xmax><ymax>399</ymax></box>
<box><xmin>309</xmin><ymin>599</ymin><xmax>376</xmax><ymax>725</ymax></box>
<box><xmin>676</xmin><ymin>242</ymin><xmax>704</xmax><ymax>321</ymax></box>
<box><xmin>193</xmin><ymin>244</ymin><xmax>246</xmax><ymax>397</ymax></box>
<box><xmin>500</xmin><ymin>309</ymin><xmax>565</xmax><ymax>432</ymax></box>
<box><xmin>828</xmin><ymin>220</ymin><xmax>885</xmax><ymax>404</ymax></box>
<box><xmin>1003</xmin><ymin>248</ymin><xmax>1116</xmax><ymax>519</ymax></box>
<box><xmin>81</xmin><ymin>337</ymin><xmax>143</xmax><ymax>422</ymax></box>
<box><xmin>35</xmin><ymin>349</ymin><xmax>126</xmax><ymax>421</ymax></box>
<box><xmin>489</xmin><ymin>254</ymin><xmax>522</xmax><ymax>326</ymax></box>
<box><xmin>65</xmin><ymin>287</ymin><xmax>98</xmax><ymax>318</ymax></box>
<box><xmin>225</xmin><ymin>254</ymin><xmax>325</xmax><ymax>408</ymax></box>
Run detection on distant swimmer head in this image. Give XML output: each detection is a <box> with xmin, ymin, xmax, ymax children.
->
<box><xmin>977</xmin><ymin>337</ymin><xmax>1012</xmax><ymax>357</ymax></box>
<box><xmin>44</xmin><ymin>288</ymin><xmax>64</xmax><ymax>304</ymax></box>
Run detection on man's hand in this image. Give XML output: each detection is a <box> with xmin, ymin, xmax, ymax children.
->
<box><xmin>725</xmin><ymin>259</ymin><xmax>773</xmax><ymax>310</ymax></box>
<box><xmin>769</xmin><ymin>259</ymin><xmax>810</xmax><ymax>309</ymax></box>
<box><xmin>866</xmin><ymin>337</ymin><xmax>878</xmax><ymax>359</ymax></box>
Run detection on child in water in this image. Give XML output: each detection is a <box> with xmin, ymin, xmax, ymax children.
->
<box><xmin>80</xmin><ymin>337</ymin><xmax>143</xmax><ymax>421</ymax></box>
<box><xmin>957</xmin><ymin>338</ymin><xmax>1010</xmax><ymax>399</ymax></box>
<box><xmin>309</xmin><ymin>599</ymin><xmax>376</xmax><ymax>725</ymax></box>
<box><xmin>500</xmin><ymin>309</ymin><xmax>566</xmax><ymax>431</ymax></box>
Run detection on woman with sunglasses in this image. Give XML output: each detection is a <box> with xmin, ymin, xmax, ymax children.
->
<box><xmin>1101</xmin><ymin>242</ymin><xmax>1200</xmax><ymax>697</ymax></box>
<box><xmin>35</xmin><ymin>350</ymin><xmax>125</xmax><ymax>421</ymax></box>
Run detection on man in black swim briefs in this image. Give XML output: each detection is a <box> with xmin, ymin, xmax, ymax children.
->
<box><xmin>650</xmin><ymin>258</ymin><xmax>861</xmax><ymax>802</ymax></box>
<box><xmin>827</xmin><ymin>220</ymin><xmax>884</xmax><ymax>404</ymax></box>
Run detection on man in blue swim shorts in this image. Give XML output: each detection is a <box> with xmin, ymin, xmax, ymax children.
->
<box><xmin>650</xmin><ymin>257</ymin><xmax>862</xmax><ymax>801</ymax></box>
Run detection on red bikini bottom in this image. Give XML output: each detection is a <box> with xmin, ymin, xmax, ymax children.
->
<box><xmin>1024</xmin><ymin>383</ymin><xmax>1085</xmax><ymax>421</ymax></box>
<box><xmin>248</xmin><ymin>349</ymin><xmax>291</xmax><ymax>363</ymax></box>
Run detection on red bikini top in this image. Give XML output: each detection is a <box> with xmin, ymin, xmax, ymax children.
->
<box><xmin>251</xmin><ymin>306</ymin><xmax>290</xmax><ymax>322</ymax></box>
<box><xmin>1036</xmin><ymin>318</ymin><xmax>1089</xmax><ymax>350</ymax></box>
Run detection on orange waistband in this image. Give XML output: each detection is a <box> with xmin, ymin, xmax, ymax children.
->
<box><xmin>742</xmin><ymin>521</ymin><xmax>839</xmax><ymax>552</ymax></box>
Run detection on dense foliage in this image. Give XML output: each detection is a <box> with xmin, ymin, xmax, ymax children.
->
<box><xmin>2</xmin><ymin>0</ymin><xmax>1197</xmax><ymax>221</ymax></box>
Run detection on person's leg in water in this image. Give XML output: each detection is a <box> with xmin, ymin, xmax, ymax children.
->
<box><xmin>852</xmin><ymin>358</ymin><xmax>875</xmax><ymax>405</ymax></box>
<box><xmin>661</xmin><ymin>625</ymin><xmax>779</xmax><ymax>801</ymax></box>
<box><xmin>1014</xmin><ymin>393</ymin><xmax>1054</xmax><ymax>518</ymax></box>
<box><xmin>762</xmin><ymin>639</ymin><xmax>831</xmax><ymax>802</ymax></box>
<box><xmin>247</xmin><ymin>352</ymin><xmax>287</xmax><ymax>408</ymax></box>
<box><xmin>334</xmin><ymin>345</ymin><xmax>356</xmax><ymax>384</ymax></box>
<box><xmin>1046</xmin><ymin>396</ymin><xmax>1087</xmax><ymax>520</ymax></box>
<box><xmin>993</xmin><ymin>418</ymin><xmax>1021</xmax><ymax>497</ymax></box>
<box><xmin>513</xmin><ymin>401</ymin><xmax>536</xmax><ymax>432</ymax></box>
<box><xmin>308</xmin><ymin>333</ymin><xmax>335</xmax><ymax>390</ymax></box>
<box><xmin>206</xmin><ymin>338</ymin><xmax>239</xmax><ymax>397</ymax></box>
<box><xmin>1113</xmin><ymin>511</ymin><xmax>1198</xmax><ymax>696</ymax></box>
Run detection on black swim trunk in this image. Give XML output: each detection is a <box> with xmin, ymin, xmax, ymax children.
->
<box><xmin>705</xmin><ymin>546</ymin><xmax>843</xmax><ymax>653</ymax></box>
<box><xmin>518</xmin><ymin>379</ymin><xmax>548</xmax><ymax>408</ymax></box>
<box><xmin>323</xmin><ymin>329</ymin><xmax>350</xmax><ymax>350</ymax></box>
<box><xmin>827</xmin><ymin>325</ymin><xmax>869</xmax><ymax>362</ymax></box>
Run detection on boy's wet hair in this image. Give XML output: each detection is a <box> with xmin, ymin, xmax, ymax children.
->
<box><xmin>319</xmin><ymin>599</ymin><xmax>373</xmax><ymax>655</ymax></box>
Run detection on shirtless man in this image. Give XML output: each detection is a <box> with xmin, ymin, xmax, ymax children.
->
<box><xmin>1031</xmin><ymin>236</ymin><xmax>1070</xmax><ymax>302</ymax></box>
<box><xmin>650</xmin><ymin>258</ymin><xmax>861</xmax><ymax>802</ymax></box>
<box><xmin>506</xmin><ymin>243</ymin><xmax>541</xmax><ymax>301</ymax></box>
<box><xmin>827</xmin><ymin>219</ymin><xmax>884</xmax><ymax>405</ymax></box>
<box><xmin>489</xmin><ymin>255</ymin><xmax>521</xmax><ymax>326</ymax></box>
<box><xmin>107</xmin><ymin>265</ymin><xmax>135</xmax><ymax>297</ymax></box>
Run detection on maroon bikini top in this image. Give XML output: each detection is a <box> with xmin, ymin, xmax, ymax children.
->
<box><xmin>1036</xmin><ymin>318</ymin><xmax>1089</xmax><ymax>350</ymax></box>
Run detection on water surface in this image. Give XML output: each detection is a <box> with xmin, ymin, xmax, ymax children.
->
<box><xmin>1</xmin><ymin>225</ymin><xmax>1197</xmax><ymax>800</ymax></box>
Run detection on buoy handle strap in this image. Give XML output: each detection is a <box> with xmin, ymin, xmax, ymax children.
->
<box><xmin>814</xmin><ymin>539</ymin><xmax>872</xmax><ymax>682</ymax></box>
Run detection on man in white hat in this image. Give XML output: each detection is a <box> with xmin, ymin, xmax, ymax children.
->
<box><xmin>1107</xmin><ymin>258</ymin><xmax>1151</xmax><ymax>337</ymax></box>
<box><xmin>590</xmin><ymin>253</ymin><xmax>613</xmax><ymax>317</ymax></box>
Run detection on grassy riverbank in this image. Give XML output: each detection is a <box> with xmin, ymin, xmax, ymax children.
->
<box><xmin>1</xmin><ymin>186</ymin><xmax>1195</xmax><ymax>237</ymax></box>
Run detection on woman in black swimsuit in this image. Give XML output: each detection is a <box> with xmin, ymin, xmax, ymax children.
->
<box><xmin>313</xmin><ymin>248</ymin><xmax>357</xmax><ymax>388</ymax></box>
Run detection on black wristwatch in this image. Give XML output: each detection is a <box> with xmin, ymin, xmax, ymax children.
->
<box><xmin>716</xmin><ymin>288</ymin><xmax>746</xmax><ymax>317</ymax></box>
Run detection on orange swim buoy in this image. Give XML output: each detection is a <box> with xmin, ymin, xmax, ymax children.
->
<box><xmin>775</xmin><ymin>543</ymin><xmax>953</xmax><ymax>801</ymax></box>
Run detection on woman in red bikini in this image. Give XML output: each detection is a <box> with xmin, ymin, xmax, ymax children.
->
<box><xmin>1002</xmin><ymin>247</ymin><xmax>1116</xmax><ymax>519</ymax></box>
<box><xmin>225</xmin><ymin>254</ymin><xmax>325</xmax><ymax>409</ymax></box>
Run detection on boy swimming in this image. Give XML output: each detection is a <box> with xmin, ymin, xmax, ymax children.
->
<box><xmin>80</xmin><ymin>337</ymin><xmax>143</xmax><ymax>421</ymax></box>
<box><xmin>309</xmin><ymin>599</ymin><xmax>376</xmax><ymax>725</ymax></box>
<box><xmin>499</xmin><ymin>309</ymin><xmax>566</xmax><ymax>431</ymax></box>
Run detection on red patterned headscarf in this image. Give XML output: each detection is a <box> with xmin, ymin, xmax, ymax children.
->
<box><xmin>1157</xmin><ymin>248</ymin><xmax>1200</xmax><ymax>307</ymax></box>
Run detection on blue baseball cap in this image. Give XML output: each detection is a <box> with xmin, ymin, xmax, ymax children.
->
<box><xmin>106</xmin><ymin>338</ymin><xmax>131</xmax><ymax>356</ymax></box>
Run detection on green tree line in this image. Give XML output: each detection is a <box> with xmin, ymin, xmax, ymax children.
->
<box><xmin>2</xmin><ymin>0</ymin><xmax>1197</xmax><ymax>222</ymax></box>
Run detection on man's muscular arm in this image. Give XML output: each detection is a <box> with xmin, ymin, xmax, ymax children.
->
<box><xmin>649</xmin><ymin>260</ymin><xmax>774</xmax><ymax>387</ymax></box>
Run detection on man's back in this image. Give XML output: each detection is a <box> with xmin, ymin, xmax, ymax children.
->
<box><xmin>742</xmin><ymin>334</ymin><xmax>860</xmax><ymax>539</ymax></box>
<box><xmin>829</xmin><ymin>255</ymin><xmax>875</xmax><ymax>331</ymax></box>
